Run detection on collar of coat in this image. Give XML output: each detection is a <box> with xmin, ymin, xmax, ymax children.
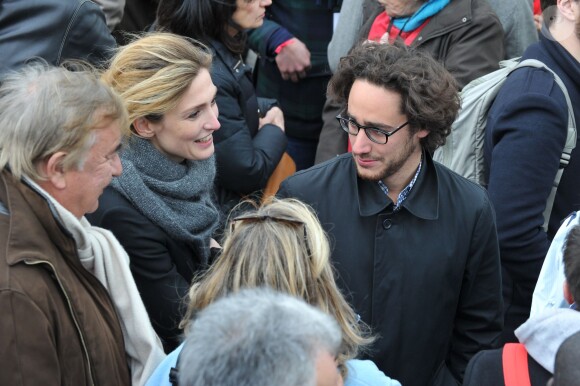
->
<box><xmin>355</xmin><ymin>149</ymin><xmax>439</xmax><ymax>220</ymax></box>
<box><xmin>0</xmin><ymin>169</ymin><xmax>78</xmax><ymax>269</ymax></box>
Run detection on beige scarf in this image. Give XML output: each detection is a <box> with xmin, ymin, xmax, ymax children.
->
<box><xmin>28</xmin><ymin>178</ymin><xmax>166</xmax><ymax>386</ymax></box>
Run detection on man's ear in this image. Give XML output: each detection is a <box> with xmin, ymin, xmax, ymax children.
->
<box><xmin>416</xmin><ymin>128</ymin><xmax>429</xmax><ymax>139</ymax></box>
<box><xmin>133</xmin><ymin>117</ymin><xmax>156</xmax><ymax>138</ymax></box>
<box><xmin>564</xmin><ymin>280</ymin><xmax>574</xmax><ymax>305</ymax></box>
<box><xmin>40</xmin><ymin>152</ymin><xmax>68</xmax><ymax>190</ymax></box>
<box><xmin>558</xmin><ymin>0</ymin><xmax>578</xmax><ymax>22</ymax></box>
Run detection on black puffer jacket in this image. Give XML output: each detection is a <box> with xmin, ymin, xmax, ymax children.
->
<box><xmin>0</xmin><ymin>0</ymin><xmax>116</xmax><ymax>75</ymax></box>
<box><xmin>209</xmin><ymin>39</ymin><xmax>287</xmax><ymax>216</ymax></box>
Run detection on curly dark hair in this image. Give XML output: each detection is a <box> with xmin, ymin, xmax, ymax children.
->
<box><xmin>564</xmin><ymin>225</ymin><xmax>580</xmax><ymax>303</ymax></box>
<box><xmin>328</xmin><ymin>41</ymin><xmax>460</xmax><ymax>153</ymax></box>
<box><xmin>156</xmin><ymin>0</ymin><xmax>247</xmax><ymax>54</ymax></box>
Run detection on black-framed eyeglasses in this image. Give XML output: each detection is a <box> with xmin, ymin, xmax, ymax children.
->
<box><xmin>336</xmin><ymin>114</ymin><xmax>409</xmax><ymax>144</ymax></box>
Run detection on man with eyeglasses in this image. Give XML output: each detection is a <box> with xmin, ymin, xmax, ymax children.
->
<box><xmin>278</xmin><ymin>42</ymin><xmax>502</xmax><ymax>386</ymax></box>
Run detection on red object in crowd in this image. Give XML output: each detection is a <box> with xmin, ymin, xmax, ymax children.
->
<box><xmin>533</xmin><ymin>0</ymin><xmax>541</xmax><ymax>16</ymax></box>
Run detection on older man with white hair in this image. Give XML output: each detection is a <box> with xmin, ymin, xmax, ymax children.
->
<box><xmin>178</xmin><ymin>288</ymin><xmax>344</xmax><ymax>386</ymax></box>
<box><xmin>0</xmin><ymin>63</ymin><xmax>164</xmax><ymax>385</ymax></box>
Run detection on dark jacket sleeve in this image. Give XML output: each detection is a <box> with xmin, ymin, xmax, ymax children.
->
<box><xmin>213</xmin><ymin>70</ymin><xmax>287</xmax><ymax>195</ymax></box>
<box><xmin>0</xmin><ymin>0</ymin><xmax>116</xmax><ymax>73</ymax></box>
<box><xmin>447</xmin><ymin>192</ymin><xmax>503</xmax><ymax>382</ymax></box>
<box><xmin>96</xmin><ymin>203</ymin><xmax>189</xmax><ymax>350</ymax></box>
<box><xmin>485</xmin><ymin>69</ymin><xmax>568</xmax><ymax>304</ymax></box>
<box><xmin>60</xmin><ymin>0</ymin><xmax>117</xmax><ymax>67</ymax></box>
<box><xmin>247</xmin><ymin>19</ymin><xmax>294</xmax><ymax>58</ymax></box>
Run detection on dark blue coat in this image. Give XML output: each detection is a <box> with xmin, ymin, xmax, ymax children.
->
<box><xmin>209</xmin><ymin>40</ymin><xmax>287</xmax><ymax>215</ymax></box>
<box><xmin>278</xmin><ymin>152</ymin><xmax>503</xmax><ymax>386</ymax></box>
<box><xmin>484</xmin><ymin>32</ymin><xmax>580</xmax><ymax>336</ymax></box>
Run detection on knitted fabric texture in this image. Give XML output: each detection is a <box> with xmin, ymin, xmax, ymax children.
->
<box><xmin>392</xmin><ymin>0</ymin><xmax>450</xmax><ymax>31</ymax></box>
<box><xmin>111</xmin><ymin>136</ymin><xmax>219</xmax><ymax>262</ymax></box>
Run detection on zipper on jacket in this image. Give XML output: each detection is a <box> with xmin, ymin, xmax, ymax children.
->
<box><xmin>23</xmin><ymin>259</ymin><xmax>95</xmax><ymax>386</ymax></box>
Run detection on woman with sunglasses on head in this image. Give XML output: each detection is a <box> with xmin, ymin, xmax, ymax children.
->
<box><xmin>87</xmin><ymin>32</ymin><xmax>221</xmax><ymax>352</ymax></box>
<box><xmin>145</xmin><ymin>198</ymin><xmax>402</xmax><ymax>386</ymax></box>
<box><xmin>156</xmin><ymin>0</ymin><xmax>288</xmax><ymax>221</ymax></box>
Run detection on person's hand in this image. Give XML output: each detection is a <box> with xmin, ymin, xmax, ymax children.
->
<box><xmin>275</xmin><ymin>38</ymin><xmax>311</xmax><ymax>83</ymax></box>
<box><xmin>534</xmin><ymin>14</ymin><xmax>543</xmax><ymax>32</ymax></box>
<box><xmin>259</xmin><ymin>106</ymin><xmax>285</xmax><ymax>132</ymax></box>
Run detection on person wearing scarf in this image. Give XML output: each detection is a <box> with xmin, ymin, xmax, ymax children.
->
<box><xmin>87</xmin><ymin>33</ymin><xmax>221</xmax><ymax>352</ymax></box>
<box><xmin>156</xmin><ymin>0</ymin><xmax>288</xmax><ymax>221</ymax></box>
<box><xmin>315</xmin><ymin>0</ymin><xmax>504</xmax><ymax>163</ymax></box>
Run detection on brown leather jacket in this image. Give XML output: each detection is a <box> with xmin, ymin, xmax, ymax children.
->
<box><xmin>0</xmin><ymin>170</ymin><xmax>130</xmax><ymax>386</ymax></box>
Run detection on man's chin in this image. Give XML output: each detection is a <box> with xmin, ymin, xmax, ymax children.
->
<box><xmin>356</xmin><ymin>165</ymin><xmax>384</xmax><ymax>182</ymax></box>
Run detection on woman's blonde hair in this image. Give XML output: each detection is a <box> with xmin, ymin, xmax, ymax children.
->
<box><xmin>102</xmin><ymin>32</ymin><xmax>212</xmax><ymax>131</ymax></box>
<box><xmin>182</xmin><ymin>197</ymin><xmax>373</xmax><ymax>375</ymax></box>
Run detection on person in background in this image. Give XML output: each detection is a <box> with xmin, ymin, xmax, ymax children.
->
<box><xmin>146</xmin><ymin>198</ymin><xmax>401</xmax><ymax>386</ymax></box>
<box><xmin>113</xmin><ymin>0</ymin><xmax>159</xmax><ymax>45</ymax></box>
<box><xmin>156</xmin><ymin>0</ymin><xmax>287</xmax><ymax>218</ymax></box>
<box><xmin>315</xmin><ymin>0</ymin><xmax>505</xmax><ymax>164</ymax></box>
<box><xmin>0</xmin><ymin>64</ymin><xmax>143</xmax><ymax>385</ymax></box>
<box><xmin>93</xmin><ymin>0</ymin><xmax>126</xmax><ymax>31</ymax></box>
<box><xmin>179</xmin><ymin>289</ymin><xmax>344</xmax><ymax>386</ymax></box>
<box><xmin>483</xmin><ymin>0</ymin><xmax>580</xmax><ymax>343</ymax></box>
<box><xmin>463</xmin><ymin>224</ymin><xmax>580</xmax><ymax>386</ymax></box>
<box><xmin>0</xmin><ymin>0</ymin><xmax>116</xmax><ymax>76</ymax></box>
<box><xmin>279</xmin><ymin>42</ymin><xmax>502</xmax><ymax>386</ymax></box>
<box><xmin>550</xmin><ymin>330</ymin><xmax>580</xmax><ymax>386</ymax></box>
<box><xmin>87</xmin><ymin>33</ymin><xmax>221</xmax><ymax>352</ymax></box>
<box><xmin>532</xmin><ymin>212</ymin><xmax>580</xmax><ymax>315</ymax></box>
<box><xmin>248</xmin><ymin>0</ymin><xmax>341</xmax><ymax>171</ymax></box>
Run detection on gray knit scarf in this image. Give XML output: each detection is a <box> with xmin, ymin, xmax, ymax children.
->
<box><xmin>110</xmin><ymin>136</ymin><xmax>219</xmax><ymax>262</ymax></box>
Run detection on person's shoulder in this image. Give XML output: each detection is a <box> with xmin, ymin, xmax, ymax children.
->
<box><xmin>144</xmin><ymin>344</ymin><xmax>183</xmax><ymax>386</ymax></box>
<box><xmin>283</xmin><ymin>154</ymin><xmax>351</xmax><ymax>188</ymax></box>
<box><xmin>345</xmin><ymin>359</ymin><xmax>402</xmax><ymax>386</ymax></box>
<box><xmin>433</xmin><ymin>161</ymin><xmax>489</xmax><ymax>199</ymax></box>
<box><xmin>463</xmin><ymin>348</ymin><xmax>504</xmax><ymax>386</ymax></box>
<box><xmin>469</xmin><ymin>0</ymin><xmax>501</xmax><ymax>17</ymax></box>
<box><xmin>87</xmin><ymin>187</ymin><xmax>144</xmax><ymax>228</ymax></box>
<box><xmin>95</xmin><ymin>186</ymin><xmax>133</xmax><ymax>212</ymax></box>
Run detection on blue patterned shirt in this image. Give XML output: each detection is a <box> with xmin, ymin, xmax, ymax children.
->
<box><xmin>378</xmin><ymin>157</ymin><xmax>423</xmax><ymax>212</ymax></box>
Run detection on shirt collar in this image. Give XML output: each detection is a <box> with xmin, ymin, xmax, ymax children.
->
<box><xmin>356</xmin><ymin>150</ymin><xmax>439</xmax><ymax>219</ymax></box>
<box><xmin>377</xmin><ymin>155</ymin><xmax>422</xmax><ymax>211</ymax></box>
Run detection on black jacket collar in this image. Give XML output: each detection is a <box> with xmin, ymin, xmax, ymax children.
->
<box><xmin>355</xmin><ymin>150</ymin><xmax>439</xmax><ymax>220</ymax></box>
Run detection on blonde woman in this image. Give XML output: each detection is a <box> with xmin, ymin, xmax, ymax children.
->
<box><xmin>87</xmin><ymin>33</ymin><xmax>221</xmax><ymax>352</ymax></box>
<box><xmin>157</xmin><ymin>0</ymin><xmax>287</xmax><ymax>217</ymax></box>
<box><xmin>146</xmin><ymin>198</ymin><xmax>401</xmax><ymax>386</ymax></box>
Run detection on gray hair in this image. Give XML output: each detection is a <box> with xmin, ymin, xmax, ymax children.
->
<box><xmin>179</xmin><ymin>288</ymin><xmax>343</xmax><ymax>386</ymax></box>
<box><xmin>0</xmin><ymin>62</ymin><xmax>128</xmax><ymax>180</ymax></box>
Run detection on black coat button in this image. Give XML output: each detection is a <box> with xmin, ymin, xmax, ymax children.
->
<box><xmin>382</xmin><ymin>219</ymin><xmax>392</xmax><ymax>230</ymax></box>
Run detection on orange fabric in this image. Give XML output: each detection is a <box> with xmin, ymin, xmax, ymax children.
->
<box><xmin>502</xmin><ymin>343</ymin><xmax>532</xmax><ymax>386</ymax></box>
<box><xmin>262</xmin><ymin>152</ymin><xmax>296</xmax><ymax>202</ymax></box>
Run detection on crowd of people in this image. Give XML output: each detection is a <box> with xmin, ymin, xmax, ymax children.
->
<box><xmin>0</xmin><ymin>0</ymin><xmax>579</xmax><ymax>385</ymax></box>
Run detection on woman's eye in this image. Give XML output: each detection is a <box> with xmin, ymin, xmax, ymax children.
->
<box><xmin>210</xmin><ymin>98</ymin><xmax>217</xmax><ymax>106</ymax></box>
<box><xmin>188</xmin><ymin>111</ymin><xmax>201</xmax><ymax>119</ymax></box>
